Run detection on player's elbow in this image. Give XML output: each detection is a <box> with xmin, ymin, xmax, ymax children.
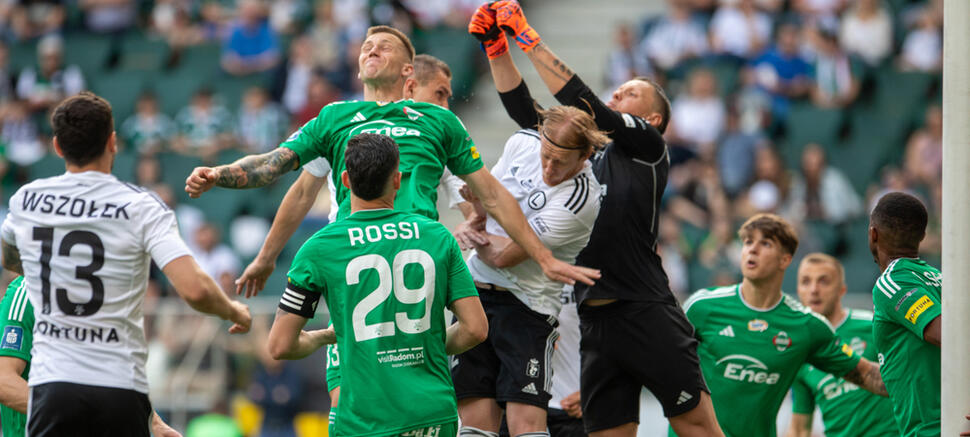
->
<box><xmin>266</xmin><ymin>335</ymin><xmax>293</xmax><ymax>361</ymax></box>
<box><xmin>468</xmin><ymin>315</ymin><xmax>489</xmax><ymax>346</ymax></box>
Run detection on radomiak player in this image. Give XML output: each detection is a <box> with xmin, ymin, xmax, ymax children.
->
<box><xmin>0</xmin><ymin>277</ymin><xmax>183</xmax><ymax>437</ymax></box>
<box><xmin>451</xmin><ymin>105</ymin><xmax>604</xmax><ymax>437</ymax></box>
<box><xmin>185</xmin><ymin>25</ymin><xmax>599</xmax><ymax>288</ymax></box>
<box><xmin>0</xmin><ymin>92</ymin><xmax>251</xmax><ymax>436</ymax></box>
<box><xmin>868</xmin><ymin>192</ymin><xmax>941</xmax><ymax>436</ymax></box>
<box><xmin>267</xmin><ymin>133</ymin><xmax>488</xmax><ymax>436</ymax></box>
<box><xmin>468</xmin><ymin>3</ymin><xmax>721</xmax><ymax>435</ymax></box>
<box><xmin>786</xmin><ymin>254</ymin><xmax>897</xmax><ymax>437</ymax></box>
<box><xmin>680</xmin><ymin>214</ymin><xmax>888</xmax><ymax>437</ymax></box>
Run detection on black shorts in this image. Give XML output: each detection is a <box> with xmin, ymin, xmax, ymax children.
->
<box><xmin>452</xmin><ymin>287</ymin><xmax>559</xmax><ymax>408</ymax></box>
<box><xmin>28</xmin><ymin>381</ymin><xmax>152</xmax><ymax>437</ymax></box>
<box><xmin>578</xmin><ymin>300</ymin><xmax>708</xmax><ymax>432</ymax></box>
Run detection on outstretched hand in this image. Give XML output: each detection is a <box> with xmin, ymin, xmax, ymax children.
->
<box><xmin>184</xmin><ymin>167</ymin><xmax>217</xmax><ymax>198</ymax></box>
<box><xmin>541</xmin><ymin>257</ymin><xmax>600</xmax><ymax>286</ymax></box>
<box><xmin>490</xmin><ymin>1</ymin><xmax>541</xmax><ymax>52</ymax></box>
<box><xmin>469</xmin><ymin>3</ymin><xmax>509</xmax><ymax>59</ymax></box>
<box><xmin>236</xmin><ymin>257</ymin><xmax>275</xmax><ymax>298</ymax></box>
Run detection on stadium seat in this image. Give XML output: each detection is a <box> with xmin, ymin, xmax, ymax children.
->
<box><xmin>152</xmin><ymin>70</ymin><xmax>209</xmax><ymax>117</ymax></box>
<box><xmin>111</xmin><ymin>147</ymin><xmax>138</xmax><ymax>183</ymax></box>
<box><xmin>63</xmin><ymin>33</ymin><xmax>113</xmax><ymax>75</ymax></box>
<box><xmin>117</xmin><ymin>32</ymin><xmax>171</xmax><ymax>72</ymax></box>
<box><xmin>27</xmin><ymin>152</ymin><xmax>64</xmax><ymax>180</ymax></box>
<box><xmin>871</xmin><ymin>68</ymin><xmax>939</xmax><ymax>124</ymax></box>
<box><xmin>9</xmin><ymin>39</ymin><xmax>38</xmax><ymax>73</ymax></box>
<box><xmin>781</xmin><ymin>103</ymin><xmax>844</xmax><ymax>168</ymax></box>
<box><xmin>156</xmin><ymin>152</ymin><xmax>204</xmax><ymax>203</ymax></box>
<box><xmin>211</xmin><ymin>73</ymin><xmax>270</xmax><ymax>112</ymax></box>
<box><xmin>89</xmin><ymin>71</ymin><xmax>148</xmax><ymax>123</ymax></box>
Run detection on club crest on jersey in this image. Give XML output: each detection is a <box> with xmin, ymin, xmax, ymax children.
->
<box><xmin>526</xmin><ymin>358</ymin><xmax>540</xmax><ymax>378</ymax></box>
<box><xmin>403</xmin><ymin>106</ymin><xmax>424</xmax><ymax>121</ymax></box>
<box><xmin>747</xmin><ymin>319</ymin><xmax>769</xmax><ymax>332</ymax></box>
<box><xmin>1</xmin><ymin>326</ymin><xmax>22</xmax><ymax>350</ymax></box>
<box><xmin>849</xmin><ymin>336</ymin><xmax>866</xmax><ymax>355</ymax></box>
<box><xmin>528</xmin><ymin>191</ymin><xmax>546</xmax><ymax>210</ymax></box>
<box><xmin>772</xmin><ymin>330</ymin><xmax>792</xmax><ymax>352</ymax></box>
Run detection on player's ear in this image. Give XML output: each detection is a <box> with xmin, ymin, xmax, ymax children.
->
<box><xmin>392</xmin><ymin>171</ymin><xmax>402</xmax><ymax>190</ymax></box>
<box><xmin>341</xmin><ymin>170</ymin><xmax>351</xmax><ymax>190</ymax></box>
<box><xmin>779</xmin><ymin>253</ymin><xmax>793</xmax><ymax>271</ymax></box>
<box><xmin>403</xmin><ymin>78</ymin><xmax>416</xmax><ymax>98</ymax></box>
<box><xmin>401</xmin><ymin>62</ymin><xmax>414</xmax><ymax>80</ymax></box>
<box><xmin>646</xmin><ymin>112</ymin><xmax>663</xmax><ymax>129</ymax></box>
<box><xmin>106</xmin><ymin>131</ymin><xmax>117</xmax><ymax>154</ymax></box>
<box><xmin>51</xmin><ymin>136</ymin><xmax>64</xmax><ymax>158</ymax></box>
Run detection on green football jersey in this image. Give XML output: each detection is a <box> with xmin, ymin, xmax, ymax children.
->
<box><xmin>287</xmin><ymin>209</ymin><xmax>478</xmax><ymax>437</ymax></box>
<box><xmin>674</xmin><ymin>284</ymin><xmax>860</xmax><ymax>437</ymax></box>
<box><xmin>871</xmin><ymin>258</ymin><xmax>941</xmax><ymax>437</ymax></box>
<box><xmin>0</xmin><ymin>277</ymin><xmax>33</xmax><ymax>437</ymax></box>
<box><xmin>281</xmin><ymin>100</ymin><xmax>484</xmax><ymax>221</ymax></box>
<box><xmin>791</xmin><ymin>309</ymin><xmax>898</xmax><ymax>436</ymax></box>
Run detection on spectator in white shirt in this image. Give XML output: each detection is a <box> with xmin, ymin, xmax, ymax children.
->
<box><xmin>839</xmin><ymin>0</ymin><xmax>893</xmax><ymax>66</ymax></box>
<box><xmin>192</xmin><ymin>222</ymin><xmax>241</xmax><ymax>294</ymax></box>
<box><xmin>670</xmin><ymin>68</ymin><xmax>725</xmax><ymax>154</ymax></box>
<box><xmin>709</xmin><ymin>0</ymin><xmax>772</xmax><ymax>59</ymax></box>
<box><xmin>898</xmin><ymin>10</ymin><xmax>941</xmax><ymax>72</ymax></box>
<box><xmin>606</xmin><ymin>23</ymin><xmax>654</xmax><ymax>93</ymax></box>
<box><xmin>641</xmin><ymin>0</ymin><xmax>708</xmax><ymax>72</ymax></box>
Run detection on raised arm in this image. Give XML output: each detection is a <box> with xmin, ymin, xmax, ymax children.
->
<box><xmin>184</xmin><ymin>147</ymin><xmax>299</xmax><ymax>198</ymax></box>
<box><xmin>237</xmin><ymin>170</ymin><xmax>326</xmax><ymax>297</ymax></box>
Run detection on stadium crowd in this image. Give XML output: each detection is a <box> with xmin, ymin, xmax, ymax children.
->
<box><xmin>0</xmin><ymin>0</ymin><xmax>946</xmax><ymax>436</ymax></box>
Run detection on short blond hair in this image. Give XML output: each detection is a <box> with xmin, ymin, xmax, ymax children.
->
<box><xmin>538</xmin><ymin>105</ymin><xmax>610</xmax><ymax>155</ymax></box>
<box><xmin>799</xmin><ymin>253</ymin><xmax>845</xmax><ymax>285</ymax></box>
<box><xmin>366</xmin><ymin>25</ymin><xmax>415</xmax><ymax>62</ymax></box>
<box><xmin>413</xmin><ymin>54</ymin><xmax>451</xmax><ymax>83</ymax></box>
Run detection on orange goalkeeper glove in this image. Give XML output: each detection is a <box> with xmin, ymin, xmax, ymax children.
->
<box><xmin>491</xmin><ymin>1</ymin><xmax>541</xmax><ymax>52</ymax></box>
<box><xmin>469</xmin><ymin>3</ymin><xmax>508</xmax><ymax>59</ymax></box>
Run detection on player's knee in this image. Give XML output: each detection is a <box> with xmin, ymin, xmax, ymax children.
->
<box><xmin>460</xmin><ymin>426</ymin><xmax>500</xmax><ymax>437</ymax></box>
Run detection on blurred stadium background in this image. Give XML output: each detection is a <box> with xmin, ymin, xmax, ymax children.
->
<box><xmin>0</xmin><ymin>0</ymin><xmax>942</xmax><ymax>435</ymax></box>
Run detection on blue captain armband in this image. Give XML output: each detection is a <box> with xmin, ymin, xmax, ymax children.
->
<box><xmin>278</xmin><ymin>282</ymin><xmax>321</xmax><ymax>318</ymax></box>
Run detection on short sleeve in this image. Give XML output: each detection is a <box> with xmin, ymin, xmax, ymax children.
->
<box><xmin>790</xmin><ymin>366</ymin><xmax>816</xmax><ymax>415</ymax></box>
<box><xmin>303</xmin><ymin>157</ymin><xmax>332</xmax><ymax>178</ymax></box>
<box><xmin>286</xmin><ymin>238</ymin><xmax>328</xmax><ymax>297</ymax></box>
<box><xmin>873</xmin><ymin>277</ymin><xmax>941</xmax><ymax>340</ymax></box>
<box><xmin>281</xmin><ymin>106</ymin><xmax>331</xmax><ymax>168</ymax></box>
<box><xmin>140</xmin><ymin>199</ymin><xmax>191</xmax><ymax>269</ymax></box>
<box><xmin>528</xmin><ymin>206</ymin><xmax>592</xmax><ymax>250</ymax></box>
<box><xmin>1</xmin><ymin>190</ymin><xmax>22</xmax><ymax>244</ymax></box>
<box><xmin>806</xmin><ymin>325</ymin><xmax>861</xmax><ymax>378</ymax></box>
<box><xmin>445</xmin><ymin>234</ymin><xmax>477</xmax><ymax>304</ymax></box>
<box><xmin>440</xmin><ymin>111</ymin><xmax>484</xmax><ymax>177</ymax></box>
<box><xmin>440</xmin><ymin>170</ymin><xmax>465</xmax><ymax>209</ymax></box>
<box><xmin>0</xmin><ymin>278</ymin><xmax>31</xmax><ymax>363</ymax></box>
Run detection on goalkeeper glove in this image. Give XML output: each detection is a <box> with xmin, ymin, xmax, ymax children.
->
<box><xmin>491</xmin><ymin>1</ymin><xmax>541</xmax><ymax>52</ymax></box>
<box><xmin>469</xmin><ymin>3</ymin><xmax>509</xmax><ymax>59</ymax></box>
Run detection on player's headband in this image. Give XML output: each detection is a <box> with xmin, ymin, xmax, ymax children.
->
<box><xmin>541</xmin><ymin>127</ymin><xmax>585</xmax><ymax>150</ymax></box>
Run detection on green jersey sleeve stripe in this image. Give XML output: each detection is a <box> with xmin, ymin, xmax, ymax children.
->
<box><xmin>683</xmin><ymin>288</ymin><xmax>735</xmax><ymax>313</ymax></box>
<box><xmin>875</xmin><ymin>276</ymin><xmax>896</xmax><ymax>298</ymax></box>
<box><xmin>9</xmin><ymin>281</ymin><xmax>28</xmax><ymax>322</ymax></box>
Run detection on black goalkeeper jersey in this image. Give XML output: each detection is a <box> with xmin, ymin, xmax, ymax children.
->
<box><xmin>499</xmin><ymin>75</ymin><xmax>675</xmax><ymax>305</ymax></box>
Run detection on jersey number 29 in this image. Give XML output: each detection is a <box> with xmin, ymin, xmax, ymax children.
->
<box><xmin>347</xmin><ymin>250</ymin><xmax>435</xmax><ymax>342</ymax></box>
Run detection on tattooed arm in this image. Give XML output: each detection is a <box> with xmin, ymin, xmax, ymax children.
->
<box><xmin>524</xmin><ymin>42</ymin><xmax>575</xmax><ymax>96</ymax></box>
<box><xmin>184</xmin><ymin>148</ymin><xmax>299</xmax><ymax>198</ymax></box>
<box><xmin>1</xmin><ymin>240</ymin><xmax>22</xmax><ymax>275</ymax></box>
<box><xmin>842</xmin><ymin>357</ymin><xmax>889</xmax><ymax>397</ymax></box>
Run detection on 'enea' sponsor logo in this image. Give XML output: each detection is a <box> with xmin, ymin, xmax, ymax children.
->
<box><xmin>905</xmin><ymin>296</ymin><xmax>934</xmax><ymax>324</ymax></box>
<box><xmin>716</xmin><ymin>354</ymin><xmax>781</xmax><ymax>385</ymax></box>
<box><xmin>351</xmin><ymin>120</ymin><xmax>422</xmax><ymax>138</ymax></box>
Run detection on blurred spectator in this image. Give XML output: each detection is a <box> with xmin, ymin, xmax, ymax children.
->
<box><xmin>293</xmin><ymin>74</ymin><xmax>340</xmax><ymax>127</ymax></box>
<box><xmin>750</xmin><ymin>21</ymin><xmax>811</xmax><ymax>120</ymax></box>
<box><xmin>0</xmin><ymin>99</ymin><xmax>44</xmax><ymax>166</ymax></box>
<box><xmin>236</xmin><ymin>86</ymin><xmax>288</xmax><ymax>153</ymax></box>
<box><xmin>78</xmin><ymin>0</ymin><xmax>136</xmax><ymax>34</ymax></box>
<box><xmin>709</xmin><ymin>0</ymin><xmax>772</xmax><ymax>59</ymax></box>
<box><xmin>735</xmin><ymin>145</ymin><xmax>791</xmax><ymax>218</ymax></box>
<box><xmin>248</xmin><ymin>359</ymin><xmax>303</xmax><ymax>437</ymax></box>
<box><xmin>200</xmin><ymin>1</ymin><xmax>231</xmax><ymax>41</ymax></box>
<box><xmin>670</xmin><ymin>68</ymin><xmax>725</xmax><ymax>155</ymax></box>
<box><xmin>332</xmin><ymin>0</ymin><xmax>369</xmax><ymax>42</ymax></box>
<box><xmin>867</xmin><ymin>167</ymin><xmax>917</xmax><ymax>213</ymax></box>
<box><xmin>811</xmin><ymin>22</ymin><xmax>860</xmax><ymax>108</ymax></box>
<box><xmin>305</xmin><ymin>0</ymin><xmax>343</xmax><ymax>71</ymax></box>
<box><xmin>121</xmin><ymin>91</ymin><xmax>176</xmax><ymax>154</ymax></box>
<box><xmin>221</xmin><ymin>0</ymin><xmax>281</xmax><ymax>76</ymax></box>
<box><xmin>640</xmin><ymin>0</ymin><xmax>708</xmax><ymax>73</ymax></box>
<box><xmin>173</xmin><ymin>87</ymin><xmax>234</xmax><ymax>159</ymax></box>
<box><xmin>717</xmin><ymin>105</ymin><xmax>763</xmax><ymax>197</ymax></box>
<box><xmin>151</xmin><ymin>183</ymin><xmax>205</xmax><ymax>244</ymax></box>
<box><xmin>657</xmin><ymin>214</ymin><xmax>690</xmax><ymax>299</ymax></box>
<box><xmin>903</xmin><ymin>105</ymin><xmax>942</xmax><ymax>189</ymax></box>
<box><xmin>152</xmin><ymin>1</ymin><xmax>205</xmax><ymax>50</ymax></box>
<box><xmin>792</xmin><ymin>0</ymin><xmax>847</xmax><ymax>22</ymax></box>
<box><xmin>16</xmin><ymin>35</ymin><xmax>85</xmax><ymax>115</ymax></box>
<box><xmin>135</xmin><ymin>154</ymin><xmax>162</xmax><ymax>186</ymax></box>
<box><xmin>329</xmin><ymin>37</ymin><xmax>363</xmax><ymax>99</ymax></box>
<box><xmin>898</xmin><ymin>9</ymin><xmax>942</xmax><ymax>72</ymax></box>
<box><xmin>605</xmin><ymin>22</ymin><xmax>653</xmax><ymax>92</ymax></box>
<box><xmin>268</xmin><ymin>0</ymin><xmax>310</xmax><ymax>36</ymax></box>
<box><xmin>272</xmin><ymin>36</ymin><xmax>315</xmax><ymax>115</ymax></box>
<box><xmin>191</xmin><ymin>222</ymin><xmax>240</xmax><ymax>294</ymax></box>
<box><xmin>667</xmin><ymin>161</ymin><xmax>730</xmax><ymax>229</ymax></box>
<box><xmin>839</xmin><ymin>0</ymin><xmax>892</xmax><ymax>67</ymax></box>
<box><xmin>787</xmin><ymin>143</ymin><xmax>861</xmax><ymax>225</ymax></box>
<box><xmin>9</xmin><ymin>0</ymin><xmax>65</xmax><ymax>41</ymax></box>
<box><xmin>697</xmin><ymin>215</ymin><xmax>741</xmax><ymax>272</ymax></box>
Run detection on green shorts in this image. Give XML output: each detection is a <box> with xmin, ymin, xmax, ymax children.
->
<box><xmin>396</xmin><ymin>421</ymin><xmax>458</xmax><ymax>437</ymax></box>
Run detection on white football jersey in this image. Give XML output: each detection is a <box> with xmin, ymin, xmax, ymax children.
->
<box><xmin>549</xmin><ymin>287</ymin><xmax>580</xmax><ymax>410</ymax></box>
<box><xmin>1</xmin><ymin>171</ymin><xmax>191</xmax><ymax>393</ymax></box>
<box><xmin>467</xmin><ymin>130</ymin><xmax>602</xmax><ymax>317</ymax></box>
